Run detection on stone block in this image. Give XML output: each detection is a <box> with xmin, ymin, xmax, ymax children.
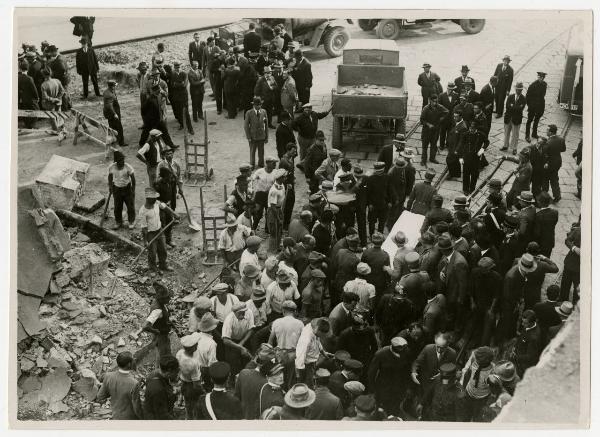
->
<box><xmin>63</xmin><ymin>243</ymin><xmax>110</xmax><ymax>280</ymax></box>
<box><xmin>34</xmin><ymin>155</ymin><xmax>90</xmax><ymax>210</ymax></box>
<box><xmin>75</xmin><ymin>190</ymin><xmax>106</xmax><ymax>213</ymax></box>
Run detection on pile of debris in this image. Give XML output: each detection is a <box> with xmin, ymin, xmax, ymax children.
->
<box><xmin>17</xmin><ymin>235</ymin><xmax>154</xmax><ymax>420</ymax></box>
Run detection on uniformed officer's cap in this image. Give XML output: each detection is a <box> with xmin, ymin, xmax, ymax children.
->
<box><xmin>424</xmin><ymin>169</ymin><xmax>436</xmax><ymax>180</ymax></box>
<box><xmin>310</xmin><ymin>269</ymin><xmax>326</xmax><ymax>279</ymax></box>
<box><xmin>371</xmin><ymin>232</ymin><xmax>385</xmax><ymax>245</ymax></box>
<box><xmin>209</xmin><ymin>361</ymin><xmax>231</xmax><ymax>380</ymax></box>
<box><xmin>373</xmin><ymin>161</ymin><xmax>386</xmax><ymax>170</ymax></box>
<box><xmin>343</xmin><ymin>359</ymin><xmax>364</xmax><ymax>371</ymax></box>
<box><xmin>405</xmin><ymin>251</ymin><xmax>420</xmax><ymax>267</ymax></box>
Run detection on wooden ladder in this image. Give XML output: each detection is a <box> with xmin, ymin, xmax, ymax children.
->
<box><xmin>183</xmin><ymin>110</ymin><xmax>213</xmax><ymax>185</ymax></box>
<box><xmin>199</xmin><ymin>184</ymin><xmax>228</xmax><ymax>266</ymax></box>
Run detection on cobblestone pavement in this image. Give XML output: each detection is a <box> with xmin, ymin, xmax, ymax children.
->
<box><xmin>17</xmin><ymin>18</ymin><xmax>584</xmax><ymax>284</ymax></box>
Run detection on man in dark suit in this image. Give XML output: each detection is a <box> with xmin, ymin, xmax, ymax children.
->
<box><xmin>420</xmin><ymin>194</ymin><xmax>453</xmax><ymax>235</ymax></box>
<box><xmin>75</xmin><ymin>38</ymin><xmax>100</xmax><ymax>98</ymax></box>
<box><xmin>541</xmin><ymin>124</ymin><xmax>566</xmax><ymax>202</ymax></box>
<box><xmin>512</xmin><ymin>310</ymin><xmax>542</xmax><ymax>377</ymax></box>
<box><xmin>533</xmin><ymin>285</ymin><xmax>562</xmax><ymax>347</ymax></box>
<box><xmin>436</xmin><ymin>235</ymin><xmax>469</xmax><ymax>333</ymax></box>
<box><xmin>446</xmin><ymin>111</ymin><xmax>467</xmax><ymax>180</ymax></box>
<box><xmin>275</xmin><ymin>111</ymin><xmax>296</xmax><ymax>158</ymax></box>
<box><xmin>422</xmin><ymin>287</ymin><xmax>447</xmax><ymax>341</ymax></box>
<box><xmin>170</xmin><ymin>61</ymin><xmax>193</xmax><ymax>134</ymax></box>
<box><xmin>417</xmin><ymin>63</ymin><xmax>441</xmax><ymax>108</ymax></box>
<box><xmin>502</xmin><ymin>82</ymin><xmax>527</xmax><ymax>154</ymax></box>
<box><xmin>533</xmin><ymin>191</ymin><xmax>559</xmax><ymax>257</ymax></box>
<box><xmin>198</xmin><ymin>362</ymin><xmax>243</xmax><ymax>419</ymax></box>
<box><xmin>479</xmin><ymin>76</ymin><xmax>498</xmax><ymax>137</ymax></box>
<box><xmin>493</xmin><ymin>55</ymin><xmax>514</xmax><ymax>118</ymax></box>
<box><xmin>103</xmin><ymin>79</ymin><xmax>126</xmax><ymax>147</ymax></box>
<box><xmin>18</xmin><ymin>60</ymin><xmax>39</xmax><ymax>128</ymax></box>
<box><xmin>244</xmin><ymin>97</ymin><xmax>269</xmax><ymax>168</ymax></box>
<box><xmin>454</xmin><ymin>65</ymin><xmax>475</xmax><ymax>95</ymax></box>
<box><xmin>529</xmin><ymin>137</ymin><xmax>546</xmax><ymax>197</ymax></box>
<box><xmin>292</xmin><ymin>49</ymin><xmax>313</xmax><ymax>105</ymax></box>
<box><xmin>328</xmin><ymin>360</ymin><xmax>361</xmax><ymax>407</ymax></box>
<box><xmin>463</xmin><ymin>78</ymin><xmax>480</xmax><ymax>104</ymax></box>
<box><xmin>560</xmin><ymin>223</ymin><xmax>581</xmax><ymax>303</ymax></box>
<box><xmin>439</xmin><ymin>82</ymin><xmax>459</xmax><ymax>149</ymax></box>
<box><xmin>306</xmin><ymin>368</ymin><xmax>344</xmax><ymax>420</ymax></box>
<box><xmin>243</xmin><ymin>22</ymin><xmax>262</xmax><ymax>58</ymax></box>
<box><xmin>457</xmin><ymin>121</ymin><xmax>486</xmax><ymax>195</ymax></box>
<box><xmin>420</xmin><ymin>94</ymin><xmax>449</xmax><ymax>165</ymax></box>
<box><xmin>407</xmin><ymin>169</ymin><xmax>437</xmax><ymax>215</ymax></box>
<box><xmin>411</xmin><ymin>333</ymin><xmax>457</xmax><ymax>392</ymax></box>
<box><xmin>378</xmin><ymin>134</ymin><xmax>407</xmax><ymax>173</ymax></box>
<box><xmin>188</xmin><ymin>32</ymin><xmax>204</xmax><ymax>66</ymax></box>
<box><xmin>454</xmin><ymin>93</ymin><xmax>474</xmax><ymax>125</ymax></box>
<box><xmin>525</xmin><ymin>72</ymin><xmax>547</xmax><ymax>142</ymax></box>
<box><xmin>328</xmin><ymin>292</ymin><xmax>358</xmax><ymax>337</ymax></box>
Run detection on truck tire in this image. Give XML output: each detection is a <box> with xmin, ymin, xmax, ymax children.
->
<box><xmin>459</xmin><ymin>19</ymin><xmax>485</xmax><ymax>34</ymax></box>
<box><xmin>376</xmin><ymin>19</ymin><xmax>402</xmax><ymax>40</ymax></box>
<box><xmin>358</xmin><ymin>19</ymin><xmax>378</xmax><ymax>31</ymax></box>
<box><xmin>323</xmin><ymin>26</ymin><xmax>350</xmax><ymax>57</ymax></box>
<box><xmin>332</xmin><ymin>116</ymin><xmax>343</xmax><ymax>148</ymax></box>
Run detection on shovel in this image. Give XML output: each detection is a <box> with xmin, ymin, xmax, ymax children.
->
<box><xmin>99</xmin><ymin>190</ymin><xmax>112</xmax><ymax>228</ymax></box>
<box><xmin>179</xmin><ymin>189</ymin><xmax>202</xmax><ymax>232</ymax></box>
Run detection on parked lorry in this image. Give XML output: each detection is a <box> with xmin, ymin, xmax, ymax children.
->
<box><xmin>330</xmin><ymin>39</ymin><xmax>408</xmax><ymax>148</ymax></box>
<box><xmin>357</xmin><ymin>19</ymin><xmax>486</xmax><ymax>39</ymax></box>
<box><xmin>258</xmin><ymin>18</ymin><xmax>352</xmax><ymax>57</ymax></box>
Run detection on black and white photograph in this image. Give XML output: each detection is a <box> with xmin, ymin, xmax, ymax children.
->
<box><xmin>7</xmin><ymin>4</ymin><xmax>593</xmax><ymax>430</ymax></box>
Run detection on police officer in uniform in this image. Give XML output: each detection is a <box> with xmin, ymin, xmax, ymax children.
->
<box><xmin>103</xmin><ymin>79</ymin><xmax>127</xmax><ymax>147</ymax></box>
<box><xmin>525</xmin><ymin>72</ymin><xmax>547</xmax><ymax>142</ymax></box>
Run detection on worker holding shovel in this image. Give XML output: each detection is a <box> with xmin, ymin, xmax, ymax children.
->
<box><xmin>138</xmin><ymin>187</ymin><xmax>179</xmax><ymax>273</ymax></box>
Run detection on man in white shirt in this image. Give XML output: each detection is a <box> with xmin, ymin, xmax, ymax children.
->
<box><xmin>195</xmin><ymin>313</ymin><xmax>219</xmax><ymax>388</ymax></box>
<box><xmin>108</xmin><ymin>151</ymin><xmax>136</xmax><ymax>230</ymax></box>
<box><xmin>176</xmin><ymin>333</ymin><xmax>203</xmax><ymax>419</ymax></box>
<box><xmin>343</xmin><ymin>262</ymin><xmax>376</xmax><ymax>311</ymax></box>
<box><xmin>239</xmin><ymin>235</ymin><xmax>262</xmax><ymax>274</ymax></box>
<box><xmin>295</xmin><ymin>317</ymin><xmax>332</xmax><ymax>388</ymax></box>
<box><xmin>266</xmin><ymin>270</ymin><xmax>300</xmax><ymax>320</ymax></box>
<box><xmin>332</xmin><ymin>158</ymin><xmax>353</xmax><ymax>190</ymax></box>
<box><xmin>252</xmin><ymin>156</ymin><xmax>278</xmax><ymax>231</ymax></box>
<box><xmin>218</xmin><ymin>214</ymin><xmax>252</xmax><ymax>267</ymax></box>
<box><xmin>138</xmin><ymin>188</ymin><xmax>177</xmax><ymax>272</ymax></box>
<box><xmin>269</xmin><ymin>300</ymin><xmax>304</xmax><ymax>389</ymax></box>
<box><xmin>210</xmin><ymin>282</ymin><xmax>240</xmax><ymax>323</ymax></box>
<box><xmin>222</xmin><ymin>302</ymin><xmax>255</xmax><ymax>374</ymax></box>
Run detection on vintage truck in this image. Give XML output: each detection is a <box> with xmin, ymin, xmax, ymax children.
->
<box><xmin>257</xmin><ymin>18</ymin><xmax>352</xmax><ymax>57</ymax></box>
<box><xmin>357</xmin><ymin>19</ymin><xmax>486</xmax><ymax>39</ymax></box>
<box><xmin>331</xmin><ymin>39</ymin><xmax>408</xmax><ymax>148</ymax></box>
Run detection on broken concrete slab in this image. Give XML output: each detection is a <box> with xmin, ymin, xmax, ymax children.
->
<box><xmin>47</xmin><ymin>348</ymin><xmax>71</xmax><ymax>369</ymax></box>
<box><xmin>29</xmin><ymin>208</ymin><xmax>71</xmax><ymax>263</ymax></box>
<box><xmin>74</xmin><ymin>190</ymin><xmax>106</xmax><ymax>213</ymax></box>
<box><xmin>18</xmin><ymin>294</ymin><xmax>44</xmax><ymax>340</ymax></box>
<box><xmin>73</xmin><ymin>232</ymin><xmax>91</xmax><ymax>243</ymax></box>
<box><xmin>33</xmin><ymin>155</ymin><xmax>90</xmax><ymax>210</ymax></box>
<box><xmin>21</xmin><ymin>368</ymin><xmax>72</xmax><ymax>407</ymax></box>
<box><xmin>63</xmin><ymin>243</ymin><xmax>110</xmax><ymax>280</ymax></box>
<box><xmin>49</xmin><ymin>280</ymin><xmax>62</xmax><ymax>295</ymax></box>
<box><xmin>114</xmin><ymin>267</ymin><xmax>135</xmax><ymax>278</ymax></box>
<box><xmin>72</xmin><ymin>368</ymin><xmax>99</xmax><ymax>401</ymax></box>
<box><xmin>20</xmin><ymin>375</ymin><xmax>42</xmax><ymax>394</ymax></box>
<box><xmin>54</xmin><ymin>271</ymin><xmax>71</xmax><ymax>288</ymax></box>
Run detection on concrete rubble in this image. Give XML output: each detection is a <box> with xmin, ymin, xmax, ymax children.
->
<box><xmin>33</xmin><ymin>155</ymin><xmax>90</xmax><ymax>211</ymax></box>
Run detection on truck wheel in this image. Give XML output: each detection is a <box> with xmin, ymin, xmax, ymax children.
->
<box><xmin>323</xmin><ymin>26</ymin><xmax>350</xmax><ymax>57</ymax></box>
<box><xmin>376</xmin><ymin>19</ymin><xmax>402</xmax><ymax>40</ymax></box>
<box><xmin>358</xmin><ymin>19</ymin><xmax>378</xmax><ymax>31</ymax></box>
<box><xmin>332</xmin><ymin>116</ymin><xmax>343</xmax><ymax>148</ymax></box>
<box><xmin>459</xmin><ymin>19</ymin><xmax>485</xmax><ymax>34</ymax></box>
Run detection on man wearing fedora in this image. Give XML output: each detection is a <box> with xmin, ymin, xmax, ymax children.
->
<box><xmin>418</xmin><ymin>63</ymin><xmax>441</xmax><ymax>108</ymax></box>
<box><xmin>496</xmin><ymin>253</ymin><xmax>538</xmax><ymax>343</ymax></box>
<box><xmin>387</xmin><ymin>152</ymin><xmax>416</xmax><ymax>227</ymax></box>
<box><xmin>170</xmin><ymin>61</ymin><xmax>194</xmax><ymax>134</ymax></box>
<box><xmin>378</xmin><ymin>133</ymin><xmax>406</xmax><ymax>173</ymax></box>
<box><xmin>445</xmin><ymin>110</ymin><xmax>467</xmax><ymax>180</ymax></box>
<box><xmin>254</xmin><ymin>65</ymin><xmax>278</xmax><ymax>128</ymax></box>
<box><xmin>547</xmin><ymin>301</ymin><xmax>574</xmax><ymax>341</ymax></box>
<box><xmin>493</xmin><ymin>55</ymin><xmax>514</xmax><ymax>117</ymax></box>
<box><xmin>541</xmin><ymin>123</ymin><xmax>567</xmax><ymax>202</ymax></box>
<box><xmin>515</xmin><ymin>190</ymin><xmax>537</xmax><ymax>249</ymax></box>
<box><xmin>103</xmin><ymin>79</ymin><xmax>127</xmax><ymax>147</ymax></box>
<box><xmin>420</xmin><ymin>94</ymin><xmax>449</xmax><ymax>166</ymax></box>
<box><xmin>525</xmin><ymin>72</ymin><xmax>548</xmax><ymax>142</ymax></box>
<box><xmin>407</xmin><ymin>169</ymin><xmax>437</xmax><ymax>215</ymax></box>
<box><xmin>439</xmin><ymin>82</ymin><xmax>459</xmax><ymax>150</ymax></box>
<box><xmin>138</xmin><ymin>188</ymin><xmax>177</xmax><ymax>273</ymax></box>
<box><xmin>502</xmin><ymin>82</ymin><xmax>527</xmax><ymax>155</ymax></box>
<box><xmin>436</xmin><ymin>234</ymin><xmax>469</xmax><ymax>333</ymax></box>
<box><xmin>263</xmin><ymin>383</ymin><xmax>316</xmax><ymax>419</ymax></box>
<box><xmin>244</xmin><ymin>96</ymin><xmax>269</xmax><ymax>168</ymax></box>
<box><xmin>454</xmin><ymin>65</ymin><xmax>475</xmax><ymax>95</ymax></box>
<box><xmin>533</xmin><ymin>191</ymin><xmax>559</xmax><ymax>257</ymax></box>
<box><xmin>291</xmin><ymin>49</ymin><xmax>313</xmax><ymax>105</ymax></box>
<box><xmin>504</xmin><ymin>149</ymin><xmax>533</xmax><ymax>210</ymax></box>
<box><xmin>75</xmin><ymin>38</ymin><xmax>100</xmax><ymax>99</ymax></box>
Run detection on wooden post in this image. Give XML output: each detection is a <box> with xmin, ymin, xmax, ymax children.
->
<box><xmin>203</xmin><ymin>111</ymin><xmax>209</xmax><ymax>179</ymax></box>
<box><xmin>73</xmin><ymin>112</ymin><xmax>80</xmax><ymax>145</ymax></box>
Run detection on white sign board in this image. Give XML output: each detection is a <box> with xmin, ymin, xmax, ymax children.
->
<box><xmin>382</xmin><ymin>211</ymin><xmax>425</xmax><ymax>267</ymax></box>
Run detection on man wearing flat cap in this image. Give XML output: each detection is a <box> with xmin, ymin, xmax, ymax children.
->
<box><xmin>525</xmin><ymin>72</ymin><xmax>548</xmax><ymax>142</ymax></box>
<box><xmin>493</xmin><ymin>55</ymin><xmax>514</xmax><ymax>118</ymax></box>
<box><xmin>418</xmin><ymin>63</ymin><xmax>441</xmax><ymax>108</ymax></box>
<box><xmin>315</xmin><ymin>148</ymin><xmax>342</xmax><ymax>184</ymax></box>
<box><xmin>103</xmin><ymin>79</ymin><xmax>127</xmax><ymax>147</ymax></box>
<box><xmin>292</xmin><ymin>103</ymin><xmax>332</xmax><ymax>160</ymax></box>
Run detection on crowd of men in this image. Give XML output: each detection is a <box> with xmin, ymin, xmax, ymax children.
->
<box><xmin>17</xmin><ymin>20</ymin><xmax>581</xmax><ymax>422</ymax></box>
